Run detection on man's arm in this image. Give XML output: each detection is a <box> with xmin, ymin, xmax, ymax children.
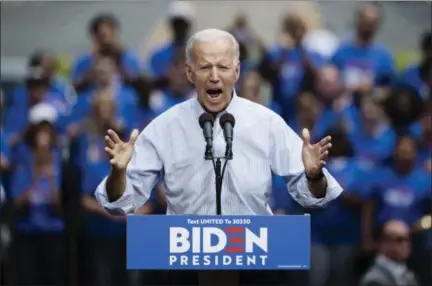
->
<box><xmin>95</xmin><ymin>130</ymin><xmax>163</xmax><ymax>215</ymax></box>
<box><xmin>269</xmin><ymin>114</ymin><xmax>343</xmax><ymax>208</ymax></box>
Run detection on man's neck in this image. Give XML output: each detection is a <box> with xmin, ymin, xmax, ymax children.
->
<box><xmin>355</xmin><ymin>34</ymin><xmax>373</xmax><ymax>47</ymax></box>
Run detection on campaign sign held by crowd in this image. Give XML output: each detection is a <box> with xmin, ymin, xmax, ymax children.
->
<box><xmin>127</xmin><ymin>215</ymin><xmax>310</xmax><ymax>270</ymax></box>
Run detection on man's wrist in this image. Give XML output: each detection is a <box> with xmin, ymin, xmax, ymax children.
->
<box><xmin>305</xmin><ymin>169</ymin><xmax>324</xmax><ymax>181</ymax></box>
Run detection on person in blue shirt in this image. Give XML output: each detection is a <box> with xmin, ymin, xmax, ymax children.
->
<box><xmin>301</xmin><ymin>65</ymin><xmax>358</xmax><ymax>141</ymax></box>
<box><xmin>79</xmin><ymin>131</ymin><xmax>129</xmax><ymax>286</ymax></box>
<box><xmin>363</xmin><ymin>135</ymin><xmax>431</xmax><ymax>240</ymax></box>
<box><xmin>9</xmin><ymin>119</ymin><xmax>65</xmax><ymax>285</ymax></box>
<box><xmin>28</xmin><ymin>50</ymin><xmax>77</xmax><ymax>105</ymax></box>
<box><xmin>383</xmin><ymin>84</ymin><xmax>424</xmax><ymax>134</ymax></box>
<box><xmin>7</xmin><ymin>52</ymin><xmax>74</xmax><ymax>112</ymax></box>
<box><xmin>259</xmin><ymin>13</ymin><xmax>326</xmax><ymax>125</ymax></box>
<box><xmin>400</xmin><ymin>31</ymin><xmax>431</xmax><ymax>101</ymax></box>
<box><xmin>308</xmin><ymin>128</ymin><xmax>373</xmax><ymax>286</ymax></box>
<box><xmin>9</xmin><ymin>103</ymin><xmax>61</xmax><ymax>169</ymax></box>
<box><xmin>147</xmin><ymin>1</ymin><xmax>194</xmax><ymax>80</ymax></box>
<box><xmin>71</xmin><ymin>14</ymin><xmax>141</xmax><ymax>91</ymax></box>
<box><xmin>147</xmin><ymin>57</ymin><xmax>193</xmax><ymax>116</ymax></box>
<box><xmin>347</xmin><ymin>94</ymin><xmax>397</xmax><ymax>164</ymax></box>
<box><xmin>71</xmin><ymin>93</ymin><xmax>132</xmax><ymax>170</ymax></box>
<box><xmin>4</xmin><ymin>70</ymin><xmax>69</xmax><ymax>144</ymax></box>
<box><xmin>364</xmin><ymin>136</ymin><xmax>431</xmax><ymax>286</ymax></box>
<box><xmin>128</xmin><ymin>80</ymin><xmax>157</xmax><ymax>132</ymax></box>
<box><xmin>332</xmin><ymin>3</ymin><xmax>395</xmax><ymax>93</ymax></box>
<box><xmin>66</xmin><ymin>55</ymin><xmax>138</xmax><ymax>139</ymax></box>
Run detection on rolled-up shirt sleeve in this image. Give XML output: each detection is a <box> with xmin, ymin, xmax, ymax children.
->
<box><xmin>95</xmin><ymin>127</ymin><xmax>163</xmax><ymax>214</ymax></box>
<box><xmin>269</xmin><ymin>114</ymin><xmax>343</xmax><ymax>208</ymax></box>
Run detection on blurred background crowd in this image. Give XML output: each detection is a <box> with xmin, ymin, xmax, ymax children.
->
<box><xmin>0</xmin><ymin>1</ymin><xmax>430</xmax><ymax>286</ymax></box>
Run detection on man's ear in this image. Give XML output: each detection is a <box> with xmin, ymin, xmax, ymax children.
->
<box><xmin>186</xmin><ymin>63</ymin><xmax>195</xmax><ymax>84</ymax></box>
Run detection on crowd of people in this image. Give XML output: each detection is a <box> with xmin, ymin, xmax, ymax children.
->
<box><xmin>0</xmin><ymin>1</ymin><xmax>430</xmax><ymax>286</ymax></box>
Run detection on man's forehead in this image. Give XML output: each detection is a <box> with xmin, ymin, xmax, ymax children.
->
<box><xmin>194</xmin><ymin>38</ymin><xmax>233</xmax><ymax>56</ymax></box>
<box><xmin>359</xmin><ymin>5</ymin><xmax>380</xmax><ymax>19</ymax></box>
<box><xmin>384</xmin><ymin>220</ymin><xmax>409</xmax><ymax>235</ymax></box>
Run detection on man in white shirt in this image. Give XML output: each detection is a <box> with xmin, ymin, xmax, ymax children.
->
<box><xmin>96</xmin><ymin>28</ymin><xmax>343</xmax><ymax>285</ymax></box>
<box><xmin>360</xmin><ymin>220</ymin><xmax>419</xmax><ymax>286</ymax></box>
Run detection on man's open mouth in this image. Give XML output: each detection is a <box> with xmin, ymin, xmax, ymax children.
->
<box><xmin>206</xmin><ymin>88</ymin><xmax>223</xmax><ymax>99</ymax></box>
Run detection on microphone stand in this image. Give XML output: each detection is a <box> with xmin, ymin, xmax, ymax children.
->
<box><xmin>204</xmin><ymin>144</ymin><xmax>233</xmax><ymax>215</ymax></box>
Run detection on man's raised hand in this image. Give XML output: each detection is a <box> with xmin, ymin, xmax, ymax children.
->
<box><xmin>104</xmin><ymin>129</ymin><xmax>139</xmax><ymax>171</ymax></box>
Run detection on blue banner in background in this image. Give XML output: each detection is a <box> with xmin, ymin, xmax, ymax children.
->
<box><xmin>127</xmin><ymin>215</ymin><xmax>310</xmax><ymax>270</ymax></box>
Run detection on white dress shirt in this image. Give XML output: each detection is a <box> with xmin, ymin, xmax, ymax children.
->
<box><xmin>375</xmin><ymin>255</ymin><xmax>416</xmax><ymax>286</ymax></box>
<box><xmin>95</xmin><ymin>92</ymin><xmax>343</xmax><ymax>215</ymax></box>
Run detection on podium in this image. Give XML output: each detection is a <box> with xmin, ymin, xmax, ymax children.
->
<box><xmin>127</xmin><ymin>215</ymin><xmax>310</xmax><ymax>270</ymax></box>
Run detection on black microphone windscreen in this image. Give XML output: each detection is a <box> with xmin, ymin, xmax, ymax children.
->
<box><xmin>199</xmin><ymin>113</ymin><xmax>215</xmax><ymax>128</ymax></box>
<box><xmin>220</xmin><ymin>113</ymin><xmax>235</xmax><ymax>127</ymax></box>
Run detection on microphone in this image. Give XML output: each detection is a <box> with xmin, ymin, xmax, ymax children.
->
<box><xmin>220</xmin><ymin>113</ymin><xmax>235</xmax><ymax>159</ymax></box>
<box><xmin>199</xmin><ymin>113</ymin><xmax>215</xmax><ymax>159</ymax></box>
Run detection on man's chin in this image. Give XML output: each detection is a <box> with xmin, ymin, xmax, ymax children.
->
<box><xmin>202</xmin><ymin>100</ymin><xmax>226</xmax><ymax>114</ymax></box>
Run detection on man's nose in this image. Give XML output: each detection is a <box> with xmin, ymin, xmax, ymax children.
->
<box><xmin>209</xmin><ymin>68</ymin><xmax>220</xmax><ymax>83</ymax></box>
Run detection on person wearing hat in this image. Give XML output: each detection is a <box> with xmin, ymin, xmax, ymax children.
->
<box><xmin>8</xmin><ymin>102</ymin><xmax>65</xmax><ymax>286</ymax></box>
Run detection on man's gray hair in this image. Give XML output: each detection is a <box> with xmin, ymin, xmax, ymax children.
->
<box><xmin>185</xmin><ymin>28</ymin><xmax>240</xmax><ymax>65</ymax></box>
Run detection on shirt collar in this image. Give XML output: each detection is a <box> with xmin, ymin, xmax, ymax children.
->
<box><xmin>192</xmin><ymin>89</ymin><xmax>241</xmax><ymax>119</ymax></box>
<box><xmin>376</xmin><ymin>254</ymin><xmax>407</xmax><ymax>278</ymax></box>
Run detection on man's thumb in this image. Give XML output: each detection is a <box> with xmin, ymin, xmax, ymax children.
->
<box><xmin>302</xmin><ymin>128</ymin><xmax>310</xmax><ymax>145</ymax></box>
<box><xmin>129</xmin><ymin>129</ymin><xmax>139</xmax><ymax>144</ymax></box>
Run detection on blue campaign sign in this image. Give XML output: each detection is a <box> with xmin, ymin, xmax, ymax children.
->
<box><xmin>127</xmin><ymin>215</ymin><xmax>310</xmax><ymax>270</ymax></box>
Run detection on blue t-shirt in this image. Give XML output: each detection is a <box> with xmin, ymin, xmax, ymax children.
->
<box><xmin>266</xmin><ymin>45</ymin><xmax>326</xmax><ymax>124</ymax></box>
<box><xmin>291</xmin><ymin>102</ymin><xmax>358</xmax><ymax>140</ymax></box>
<box><xmin>309</xmin><ymin>158</ymin><xmax>373</xmax><ymax>245</ymax></box>
<box><xmin>66</xmin><ymin>85</ymin><xmax>138</xmax><ymax>132</ymax></box>
<box><xmin>149</xmin><ymin>88</ymin><xmax>192</xmax><ymax>116</ymax></box>
<box><xmin>369</xmin><ymin>166</ymin><xmax>431</xmax><ymax>227</ymax></box>
<box><xmin>400</xmin><ymin>64</ymin><xmax>430</xmax><ymax>101</ymax></box>
<box><xmin>10</xmin><ymin>151</ymin><xmax>64</xmax><ymax>233</ymax></box>
<box><xmin>267</xmin><ymin>101</ymin><xmax>282</xmax><ymax>116</ymax></box>
<box><xmin>80</xmin><ymin>134</ymin><xmax>126</xmax><ymax>237</ymax></box>
<box><xmin>71</xmin><ymin>50</ymin><xmax>141</xmax><ymax>82</ymax></box>
<box><xmin>332</xmin><ymin>39</ymin><xmax>395</xmax><ymax>87</ymax></box>
<box><xmin>11</xmin><ymin>142</ymin><xmax>62</xmax><ymax>174</ymax></box>
<box><xmin>347</xmin><ymin>121</ymin><xmax>397</xmax><ymax>164</ymax></box>
<box><xmin>4</xmin><ymin>87</ymin><xmax>70</xmax><ymax>137</ymax></box>
<box><xmin>147</xmin><ymin>42</ymin><xmax>179</xmax><ymax>79</ymax></box>
<box><xmin>129</xmin><ymin>106</ymin><xmax>156</xmax><ymax>132</ymax></box>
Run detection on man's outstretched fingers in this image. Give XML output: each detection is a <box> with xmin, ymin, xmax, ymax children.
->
<box><xmin>107</xmin><ymin>129</ymin><xmax>121</xmax><ymax>143</ymax></box>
